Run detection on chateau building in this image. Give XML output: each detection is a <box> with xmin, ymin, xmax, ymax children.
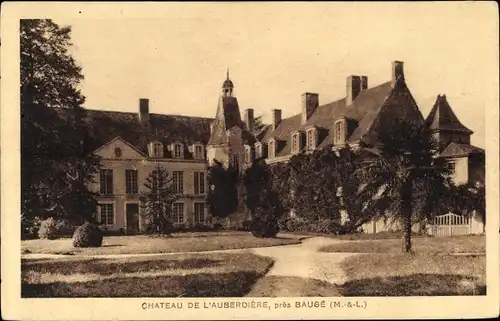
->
<box><xmin>218</xmin><ymin>61</ymin><xmax>484</xmax><ymax>188</ymax></box>
<box><xmin>81</xmin><ymin>60</ymin><xmax>483</xmax><ymax>233</ymax></box>
<box><xmin>82</xmin><ymin>101</ymin><xmax>213</xmax><ymax>233</ymax></box>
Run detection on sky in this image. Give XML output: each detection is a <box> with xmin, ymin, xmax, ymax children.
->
<box><xmin>55</xmin><ymin>2</ymin><xmax>498</xmax><ymax>149</ymax></box>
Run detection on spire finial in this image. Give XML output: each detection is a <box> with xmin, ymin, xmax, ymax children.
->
<box><xmin>226</xmin><ymin>68</ymin><xmax>229</xmax><ymax>80</ymax></box>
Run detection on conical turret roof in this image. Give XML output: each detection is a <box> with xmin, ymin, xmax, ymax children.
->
<box><xmin>425</xmin><ymin>94</ymin><xmax>473</xmax><ymax>134</ymax></box>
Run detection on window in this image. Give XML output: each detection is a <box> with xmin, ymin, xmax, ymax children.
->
<box><xmin>268</xmin><ymin>140</ymin><xmax>275</xmax><ymax>158</ymax></box>
<box><xmin>98</xmin><ymin>203</ymin><xmax>114</xmax><ymax>226</ymax></box>
<box><xmin>194</xmin><ymin>203</ymin><xmax>205</xmax><ymax>224</ymax></box>
<box><xmin>194</xmin><ymin>145</ymin><xmax>204</xmax><ymax>159</ymax></box>
<box><xmin>99</xmin><ymin>169</ymin><xmax>113</xmax><ymax>195</ymax></box>
<box><xmin>255</xmin><ymin>144</ymin><xmax>262</xmax><ymax>158</ymax></box>
<box><xmin>334</xmin><ymin>121</ymin><xmax>344</xmax><ymax>145</ymax></box>
<box><xmin>306</xmin><ymin>129</ymin><xmax>316</xmax><ymax>150</ymax></box>
<box><xmin>173</xmin><ymin>144</ymin><xmax>183</xmax><ymax>158</ymax></box>
<box><xmin>153</xmin><ymin>142</ymin><xmax>163</xmax><ymax>157</ymax></box>
<box><xmin>245</xmin><ymin>147</ymin><xmax>252</xmax><ymax>163</ymax></box>
<box><xmin>172</xmin><ymin>171</ymin><xmax>184</xmax><ymax>194</ymax></box>
<box><xmin>292</xmin><ymin>133</ymin><xmax>299</xmax><ymax>154</ymax></box>
<box><xmin>172</xmin><ymin>203</ymin><xmax>185</xmax><ymax>223</ymax></box>
<box><xmin>114</xmin><ymin>147</ymin><xmax>122</xmax><ymax>158</ymax></box>
<box><xmin>447</xmin><ymin>161</ymin><xmax>455</xmax><ymax>174</ymax></box>
<box><xmin>194</xmin><ymin>172</ymin><xmax>205</xmax><ymax>194</ymax></box>
<box><xmin>125</xmin><ymin>170</ymin><xmax>138</xmax><ymax>194</ymax></box>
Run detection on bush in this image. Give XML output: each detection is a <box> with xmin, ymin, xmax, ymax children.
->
<box><xmin>72</xmin><ymin>222</ymin><xmax>103</xmax><ymax>248</ymax></box>
<box><xmin>190</xmin><ymin>224</ymin><xmax>212</xmax><ymax>232</ymax></box>
<box><xmin>22</xmin><ymin>215</ymin><xmax>42</xmax><ymax>239</ymax></box>
<box><xmin>238</xmin><ymin>220</ymin><xmax>253</xmax><ymax>231</ymax></box>
<box><xmin>251</xmin><ymin>218</ymin><xmax>279</xmax><ymax>238</ymax></box>
<box><xmin>282</xmin><ymin>217</ymin><xmax>343</xmax><ymax>235</ymax></box>
<box><xmin>213</xmin><ymin>223</ymin><xmax>223</xmax><ymax>230</ymax></box>
<box><xmin>38</xmin><ymin>218</ymin><xmax>59</xmax><ymax>239</ymax></box>
<box><xmin>55</xmin><ymin>219</ymin><xmax>76</xmax><ymax>236</ymax></box>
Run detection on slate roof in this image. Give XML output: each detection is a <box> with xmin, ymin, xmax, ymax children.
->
<box><xmin>55</xmin><ymin>108</ymin><xmax>213</xmax><ymax>159</ymax></box>
<box><xmin>257</xmin><ymin>81</ymin><xmax>394</xmax><ymax>157</ymax></box>
<box><xmin>440</xmin><ymin>142</ymin><xmax>484</xmax><ymax>157</ymax></box>
<box><xmin>425</xmin><ymin>95</ymin><xmax>473</xmax><ymax>134</ymax></box>
<box><xmin>208</xmin><ymin>96</ymin><xmax>256</xmax><ymax>146</ymax></box>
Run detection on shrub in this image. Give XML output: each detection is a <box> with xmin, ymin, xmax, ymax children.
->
<box><xmin>238</xmin><ymin>220</ymin><xmax>253</xmax><ymax>231</ymax></box>
<box><xmin>22</xmin><ymin>215</ymin><xmax>42</xmax><ymax>239</ymax></box>
<box><xmin>55</xmin><ymin>219</ymin><xmax>76</xmax><ymax>236</ymax></box>
<box><xmin>38</xmin><ymin>217</ymin><xmax>59</xmax><ymax>239</ymax></box>
<box><xmin>251</xmin><ymin>218</ymin><xmax>279</xmax><ymax>238</ymax></box>
<box><xmin>72</xmin><ymin>222</ymin><xmax>103</xmax><ymax>248</ymax></box>
<box><xmin>282</xmin><ymin>217</ymin><xmax>343</xmax><ymax>235</ymax></box>
<box><xmin>191</xmin><ymin>224</ymin><xmax>211</xmax><ymax>232</ymax></box>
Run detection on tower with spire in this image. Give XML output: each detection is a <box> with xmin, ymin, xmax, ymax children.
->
<box><xmin>206</xmin><ymin>71</ymin><xmax>255</xmax><ymax>169</ymax></box>
<box><xmin>425</xmin><ymin>94</ymin><xmax>484</xmax><ymax>185</ymax></box>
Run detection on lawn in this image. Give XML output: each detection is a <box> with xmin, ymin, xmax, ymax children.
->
<box><xmin>21</xmin><ymin>231</ymin><xmax>301</xmax><ymax>255</ymax></box>
<box><xmin>22</xmin><ymin>252</ymin><xmax>274</xmax><ymax>297</ymax></box>
<box><xmin>320</xmin><ymin>235</ymin><xmax>485</xmax><ymax>254</ymax></box>
<box><xmin>320</xmin><ymin>235</ymin><xmax>486</xmax><ymax>296</ymax></box>
<box><xmin>339</xmin><ymin>253</ymin><xmax>486</xmax><ymax>296</ymax></box>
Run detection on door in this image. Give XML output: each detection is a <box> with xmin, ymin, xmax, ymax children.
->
<box><xmin>126</xmin><ymin>203</ymin><xmax>140</xmax><ymax>234</ymax></box>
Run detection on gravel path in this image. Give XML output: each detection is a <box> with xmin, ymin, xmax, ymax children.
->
<box><xmin>250</xmin><ymin>237</ymin><xmax>357</xmax><ymax>285</ymax></box>
<box><xmin>22</xmin><ymin>235</ymin><xmax>358</xmax><ymax>296</ymax></box>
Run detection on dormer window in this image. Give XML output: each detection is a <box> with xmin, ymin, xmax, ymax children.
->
<box><xmin>306</xmin><ymin>128</ymin><xmax>317</xmax><ymax>151</ymax></box>
<box><xmin>172</xmin><ymin>143</ymin><xmax>183</xmax><ymax>158</ymax></box>
<box><xmin>334</xmin><ymin>119</ymin><xmax>345</xmax><ymax>145</ymax></box>
<box><xmin>193</xmin><ymin>144</ymin><xmax>204</xmax><ymax>160</ymax></box>
<box><xmin>268</xmin><ymin>139</ymin><xmax>276</xmax><ymax>158</ymax></box>
<box><xmin>245</xmin><ymin>145</ymin><xmax>252</xmax><ymax>163</ymax></box>
<box><xmin>255</xmin><ymin>143</ymin><xmax>262</xmax><ymax>158</ymax></box>
<box><xmin>149</xmin><ymin>141</ymin><xmax>164</xmax><ymax>158</ymax></box>
<box><xmin>291</xmin><ymin>132</ymin><xmax>303</xmax><ymax>154</ymax></box>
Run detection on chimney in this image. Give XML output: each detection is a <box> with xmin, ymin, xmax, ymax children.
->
<box><xmin>346</xmin><ymin>75</ymin><xmax>361</xmax><ymax>105</ymax></box>
<box><xmin>139</xmin><ymin>98</ymin><xmax>149</xmax><ymax>123</ymax></box>
<box><xmin>360</xmin><ymin>76</ymin><xmax>368</xmax><ymax>91</ymax></box>
<box><xmin>301</xmin><ymin>92</ymin><xmax>319</xmax><ymax>124</ymax></box>
<box><xmin>272</xmin><ymin>109</ymin><xmax>282</xmax><ymax>131</ymax></box>
<box><xmin>392</xmin><ymin>61</ymin><xmax>405</xmax><ymax>85</ymax></box>
<box><xmin>244</xmin><ymin>108</ymin><xmax>255</xmax><ymax>133</ymax></box>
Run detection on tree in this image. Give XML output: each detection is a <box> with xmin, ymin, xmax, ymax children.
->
<box><xmin>20</xmin><ymin>19</ymin><xmax>100</xmax><ymax>224</ymax></box>
<box><xmin>206</xmin><ymin>160</ymin><xmax>239</xmax><ymax>221</ymax></box>
<box><xmin>356</xmin><ymin>119</ymin><xmax>449</xmax><ymax>252</ymax></box>
<box><xmin>449</xmin><ymin>182</ymin><xmax>486</xmax><ymax>232</ymax></box>
<box><xmin>243</xmin><ymin>159</ymin><xmax>282</xmax><ymax>237</ymax></box>
<box><xmin>140</xmin><ymin>163</ymin><xmax>179</xmax><ymax>236</ymax></box>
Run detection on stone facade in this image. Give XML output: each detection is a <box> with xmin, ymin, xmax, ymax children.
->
<box><xmin>89</xmin><ymin>137</ymin><xmax>209</xmax><ymax>233</ymax></box>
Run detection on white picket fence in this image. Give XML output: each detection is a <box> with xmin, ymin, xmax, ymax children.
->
<box><xmin>429</xmin><ymin>212</ymin><xmax>471</xmax><ymax>237</ymax></box>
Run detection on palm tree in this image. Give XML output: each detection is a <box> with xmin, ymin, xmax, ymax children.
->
<box><xmin>356</xmin><ymin>119</ymin><xmax>449</xmax><ymax>252</ymax></box>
